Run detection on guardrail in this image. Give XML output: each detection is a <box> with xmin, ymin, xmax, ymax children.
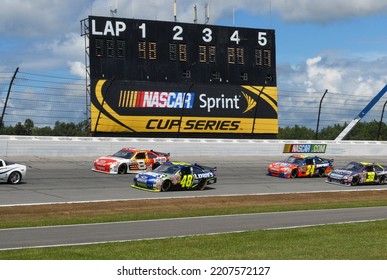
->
<box><xmin>1</xmin><ymin>135</ymin><xmax>386</xmax><ymax>158</ymax></box>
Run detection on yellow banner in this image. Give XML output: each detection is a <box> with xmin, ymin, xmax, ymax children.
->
<box><xmin>91</xmin><ymin>104</ymin><xmax>278</xmax><ymax>134</ymax></box>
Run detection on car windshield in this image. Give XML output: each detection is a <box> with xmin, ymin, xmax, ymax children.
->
<box><xmin>285</xmin><ymin>156</ymin><xmax>304</xmax><ymax>165</ymax></box>
<box><xmin>112</xmin><ymin>150</ymin><xmax>134</xmax><ymax>159</ymax></box>
<box><xmin>342</xmin><ymin>162</ymin><xmax>363</xmax><ymax>172</ymax></box>
<box><xmin>154</xmin><ymin>164</ymin><xmax>181</xmax><ymax>174</ymax></box>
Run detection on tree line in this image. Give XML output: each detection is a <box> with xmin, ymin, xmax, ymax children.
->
<box><xmin>1</xmin><ymin>118</ymin><xmax>387</xmax><ymax>140</ymax></box>
<box><xmin>279</xmin><ymin>120</ymin><xmax>387</xmax><ymax>140</ymax></box>
<box><xmin>0</xmin><ymin>119</ymin><xmax>89</xmax><ymax>136</ymax></box>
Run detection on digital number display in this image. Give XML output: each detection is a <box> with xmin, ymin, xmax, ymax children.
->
<box><xmin>88</xmin><ymin>16</ymin><xmax>276</xmax><ymax>86</ymax></box>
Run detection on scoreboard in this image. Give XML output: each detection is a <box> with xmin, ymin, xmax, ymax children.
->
<box><xmin>87</xmin><ymin>15</ymin><xmax>278</xmax><ymax>137</ymax></box>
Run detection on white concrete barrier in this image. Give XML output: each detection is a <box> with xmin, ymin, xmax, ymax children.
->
<box><xmin>0</xmin><ymin>135</ymin><xmax>385</xmax><ymax>158</ymax></box>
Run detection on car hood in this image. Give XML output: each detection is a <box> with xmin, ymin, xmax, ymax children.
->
<box><xmin>270</xmin><ymin>162</ymin><xmax>296</xmax><ymax>168</ymax></box>
<box><xmin>329</xmin><ymin>169</ymin><xmax>355</xmax><ymax>177</ymax></box>
<box><xmin>94</xmin><ymin>156</ymin><xmax>126</xmax><ymax>165</ymax></box>
<box><xmin>137</xmin><ymin>171</ymin><xmax>168</xmax><ymax>180</ymax></box>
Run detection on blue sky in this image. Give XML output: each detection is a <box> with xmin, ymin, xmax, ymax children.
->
<box><xmin>1</xmin><ymin>0</ymin><xmax>387</xmax><ymax>129</ymax></box>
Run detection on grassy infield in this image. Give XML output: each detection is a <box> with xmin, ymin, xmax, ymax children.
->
<box><xmin>1</xmin><ymin>191</ymin><xmax>387</xmax><ymax>259</ymax></box>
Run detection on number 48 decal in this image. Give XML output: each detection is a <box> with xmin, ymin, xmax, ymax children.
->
<box><xmin>180</xmin><ymin>174</ymin><xmax>195</xmax><ymax>188</ymax></box>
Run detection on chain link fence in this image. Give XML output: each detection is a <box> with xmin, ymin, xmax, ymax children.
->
<box><xmin>0</xmin><ymin>70</ymin><xmax>87</xmax><ymax>128</ymax></box>
<box><xmin>1</xmin><ymin>69</ymin><xmax>387</xmax><ymax>135</ymax></box>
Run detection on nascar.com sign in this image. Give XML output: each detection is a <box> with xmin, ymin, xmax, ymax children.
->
<box><xmin>283</xmin><ymin>144</ymin><xmax>327</xmax><ymax>153</ymax></box>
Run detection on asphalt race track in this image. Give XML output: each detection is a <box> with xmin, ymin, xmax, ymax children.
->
<box><xmin>1</xmin><ymin>156</ymin><xmax>387</xmax><ymax>250</ymax></box>
<box><xmin>2</xmin><ymin>156</ymin><xmax>387</xmax><ymax>206</ymax></box>
<box><xmin>1</xmin><ymin>206</ymin><xmax>387</xmax><ymax>250</ymax></box>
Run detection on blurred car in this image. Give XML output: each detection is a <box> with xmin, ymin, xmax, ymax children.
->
<box><xmin>92</xmin><ymin>148</ymin><xmax>170</xmax><ymax>174</ymax></box>
<box><xmin>266</xmin><ymin>154</ymin><xmax>334</xmax><ymax>178</ymax></box>
<box><xmin>0</xmin><ymin>159</ymin><xmax>27</xmax><ymax>184</ymax></box>
<box><xmin>132</xmin><ymin>161</ymin><xmax>217</xmax><ymax>192</ymax></box>
<box><xmin>326</xmin><ymin>161</ymin><xmax>387</xmax><ymax>186</ymax></box>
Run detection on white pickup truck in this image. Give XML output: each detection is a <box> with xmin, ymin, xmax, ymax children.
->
<box><xmin>0</xmin><ymin>159</ymin><xmax>27</xmax><ymax>184</ymax></box>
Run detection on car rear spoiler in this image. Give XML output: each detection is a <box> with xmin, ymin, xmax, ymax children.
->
<box><xmin>151</xmin><ymin>150</ymin><xmax>170</xmax><ymax>157</ymax></box>
<box><xmin>195</xmin><ymin>163</ymin><xmax>217</xmax><ymax>174</ymax></box>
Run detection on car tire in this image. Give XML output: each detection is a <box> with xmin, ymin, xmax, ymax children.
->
<box><xmin>318</xmin><ymin>168</ymin><xmax>325</xmax><ymax>177</ymax></box>
<box><xmin>118</xmin><ymin>164</ymin><xmax>127</xmax><ymax>174</ymax></box>
<box><xmin>378</xmin><ymin>176</ymin><xmax>386</xmax><ymax>185</ymax></box>
<box><xmin>291</xmin><ymin>169</ymin><xmax>298</xmax><ymax>178</ymax></box>
<box><xmin>197</xmin><ymin>179</ymin><xmax>207</xmax><ymax>190</ymax></box>
<box><xmin>161</xmin><ymin>180</ymin><xmax>172</xmax><ymax>192</ymax></box>
<box><xmin>351</xmin><ymin>176</ymin><xmax>359</xmax><ymax>186</ymax></box>
<box><xmin>8</xmin><ymin>171</ymin><xmax>22</xmax><ymax>184</ymax></box>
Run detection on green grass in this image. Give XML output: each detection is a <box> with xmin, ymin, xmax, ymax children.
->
<box><xmin>1</xmin><ymin>220</ymin><xmax>387</xmax><ymax>259</ymax></box>
<box><xmin>1</xmin><ymin>191</ymin><xmax>387</xmax><ymax>259</ymax></box>
<box><xmin>2</xmin><ymin>198</ymin><xmax>387</xmax><ymax>229</ymax></box>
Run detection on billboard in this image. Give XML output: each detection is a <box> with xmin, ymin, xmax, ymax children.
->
<box><xmin>87</xmin><ymin>16</ymin><xmax>277</xmax><ymax>137</ymax></box>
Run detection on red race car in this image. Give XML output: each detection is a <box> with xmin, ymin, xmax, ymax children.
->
<box><xmin>92</xmin><ymin>148</ymin><xmax>170</xmax><ymax>174</ymax></box>
<box><xmin>267</xmin><ymin>154</ymin><xmax>334</xmax><ymax>178</ymax></box>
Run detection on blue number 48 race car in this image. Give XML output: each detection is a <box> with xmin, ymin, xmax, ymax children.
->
<box><xmin>132</xmin><ymin>161</ymin><xmax>217</xmax><ymax>192</ymax></box>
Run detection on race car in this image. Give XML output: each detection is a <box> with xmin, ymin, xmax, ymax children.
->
<box><xmin>266</xmin><ymin>154</ymin><xmax>334</xmax><ymax>178</ymax></box>
<box><xmin>92</xmin><ymin>148</ymin><xmax>170</xmax><ymax>174</ymax></box>
<box><xmin>0</xmin><ymin>159</ymin><xmax>27</xmax><ymax>184</ymax></box>
<box><xmin>326</xmin><ymin>161</ymin><xmax>387</xmax><ymax>186</ymax></box>
<box><xmin>132</xmin><ymin>161</ymin><xmax>217</xmax><ymax>192</ymax></box>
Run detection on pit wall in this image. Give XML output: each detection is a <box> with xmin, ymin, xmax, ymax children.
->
<box><xmin>0</xmin><ymin>136</ymin><xmax>385</xmax><ymax>158</ymax></box>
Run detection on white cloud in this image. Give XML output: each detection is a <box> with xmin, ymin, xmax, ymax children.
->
<box><xmin>69</xmin><ymin>61</ymin><xmax>86</xmax><ymax>78</ymax></box>
<box><xmin>85</xmin><ymin>0</ymin><xmax>387</xmax><ymax>25</ymax></box>
<box><xmin>0</xmin><ymin>0</ymin><xmax>91</xmax><ymax>38</ymax></box>
<box><xmin>44</xmin><ymin>33</ymin><xmax>85</xmax><ymax>64</ymax></box>
<box><xmin>2</xmin><ymin>0</ymin><xmax>387</xmax><ymax>38</ymax></box>
<box><xmin>278</xmin><ymin>55</ymin><xmax>387</xmax><ymax>128</ymax></box>
<box><xmin>271</xmin><ymin>0</ymin><xmax>387</xmax><ymax>22</ymax></box>
<box><xmin>304</xmin><ymin>56</ymin><xmax>343</xmax><ymax>93</ymax></box>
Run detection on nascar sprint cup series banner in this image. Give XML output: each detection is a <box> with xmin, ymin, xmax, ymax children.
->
<box><xmin>90</xmin><ymin>80</ymin><xmax>278</xmax><ymax>137</ymax></box>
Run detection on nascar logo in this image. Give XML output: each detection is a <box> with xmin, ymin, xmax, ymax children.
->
<box><xmin>118</xmin><ymin>90</ymin><xmax>195</xmax><ymax>109</ymax></box>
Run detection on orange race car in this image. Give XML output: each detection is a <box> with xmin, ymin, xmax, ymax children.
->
<box><xmin>267</xmin><ymin>154</ymin><xmax>334</xmax><ymax>179</ymax></box>
<box><xmin>92</xmin><ymin>148</ymin><xmax>170</xmax><ymax>174</ymax></box>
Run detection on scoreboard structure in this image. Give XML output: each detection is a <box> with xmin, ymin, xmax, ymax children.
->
<box><xmin>84</xmin><ymin>15</ymin><xmax>278</xmax><ymax>138</ymax></box>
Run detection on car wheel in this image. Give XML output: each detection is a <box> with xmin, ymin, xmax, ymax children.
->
<box><xmin>351</xmin><ymin>176</ymin><xmax>359</xmax><ymax>186</ymax></box>
<box><xmin>197</xmin><ymin>179</ymin><xmax>207</xmax><ymax>190</ymax></box>
<box><xmin>8</xmin><ymin>171</ymin><xmax>22</xmax><ymax>184</ymax></box>
<box><xmin>161</xmin><ymin>180</ymin><xmax>172</xmax><ymax>192</ymax></box>
<box><xmin>291</xmin><ymin>169</ymin><xmax>298</xmax><ymax>178</ymax></box>
<box><xmin>377</xmin><ymin>176</ymin><xmax>385</xmax><ymax>185</ymax></box>
<box><xmin>118</xmin><ymin>164</ymin><xmax>127</xmax><ymax>174</ymax></box>
<box><xmin>318</xmin><ymin>168</ymin><xmax>325</xmax><ymax>177</ymax></box>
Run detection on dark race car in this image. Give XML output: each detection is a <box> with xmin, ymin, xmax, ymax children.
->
<box><xmin>267</xmin><ymin>154</ymin><xmax>334</xmax><ymax>179</ymax></box>
<box><xmin>326</xmin><ymin>161</ymin><xmax>387</xmax><ymax>186</ymax></box>
<box><xmin>132</xmin><ymin>161</ymin><xmax>217</xmax><ymax>192</ymax></box>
